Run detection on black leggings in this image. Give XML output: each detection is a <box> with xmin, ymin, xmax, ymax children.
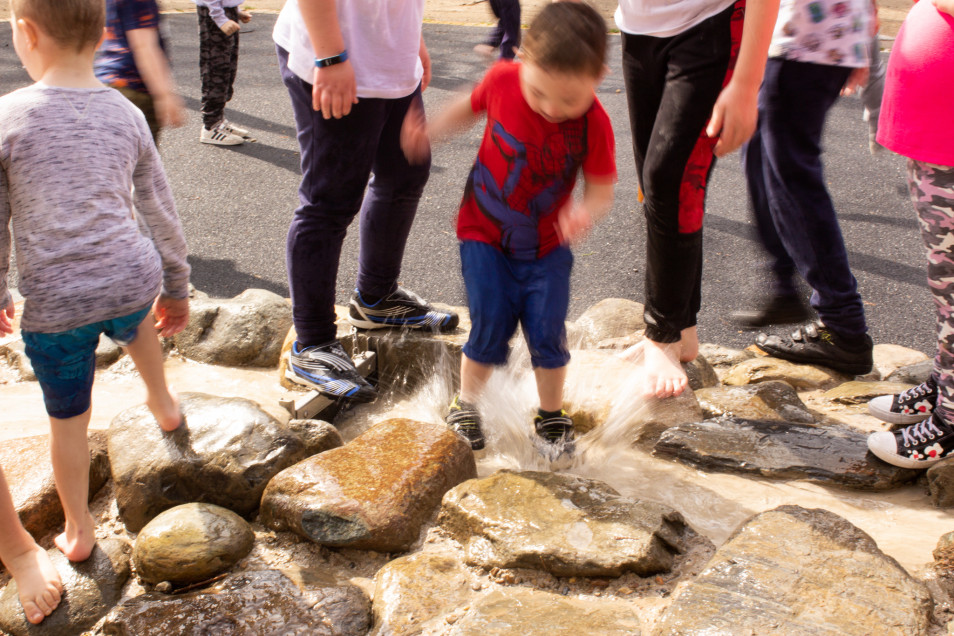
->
<box><xmin>621</xmin><ymin>1</ymin><xmax>742</xmax><ymax>343</ymax></box>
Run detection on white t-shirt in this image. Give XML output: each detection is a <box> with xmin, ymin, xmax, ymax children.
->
<box><xmin>615</xmin><ymin>0</ymin><xmax>736</xmax><ymax>38</ymax></box>
<box><xmin>769</xmin><ymin>0</ymin><xmax>871</xmax><ymax>67</ymax></box>
<box><xmin>273</xmin><ymin>0</ymin><xmax>424</xmax><ymax>99</ymax></box>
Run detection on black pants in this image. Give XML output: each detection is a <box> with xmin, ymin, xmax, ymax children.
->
<box><xmin>198</xmin><ymin>6</ymin><xmax>239</xmax><ymax>129</ymax></box>
<box><xmin>485</xmin><ymin>0</ymin><xmax>521</xmax><ymax>60</ymax></box>
<box><xmin>621</xmin><ymin>1</ymin><xmax>742</xmax><ymax>343</ymax></box>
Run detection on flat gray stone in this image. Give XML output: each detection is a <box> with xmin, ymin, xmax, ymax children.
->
<box><xmin>655</xmin><ymin>506</ymin><xmax>934</xmax><ymax>635</ymax></box>
<box><xmin>0</xmin><ymin>538</ymin><xmax>130</xmax><ymax>636</ymax></box>
<box><xmin>101</xmin><ymin>568</ymin><xmax>369</xmax><ymax>636</ymax></box>
<box><xmin>109</xmin><ymin>392</ymin><xmax>336</xmax><ymax>532</ymax></box>
<box><xmin>698</xmin><ymin>343</ymin><xmax>755</xmax><ymax>369</ymax></box>
<box><xmin>695</xmin><ymin>381</ymin><xmax>814</xmax><ymax>423</ymax></box>
<box><xmin>438</xmin><ymin>470</ymin><xmax>698</xmax><ymax>577</ymax></box>
<box><xmin>887</xmin><ymin>359</ymin><xmax>934</xmax><ymax>385</ymax></box>
<box><xmin>654</xmin><ymin>417</ymin><xmax>919</xmax><ymax>490</ymax></box>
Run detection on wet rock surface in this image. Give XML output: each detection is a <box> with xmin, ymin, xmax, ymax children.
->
<box><xmin>887</xmin><ymin>359</ymin><xmax>934</xmax><ymax>385</ymax></box>
<box><xmin>654</xmin><ymin>417</ymin><xmax>920</xmax><ymax>490</ymax></box>
<box><xmin>101</xmin><ymin>568</ymin><xmax>370</xmax><ymax>636</ymax></box>
<box><xmin>572</xmin><ymin>298</ymin><xmax>646</xmax><ymax>348</ymax></box>
<box><xmin>927</xmin><ymin>459</ymin><xmax>954</xmax><ymax>508</ymax></box>
<box><xmin>723</xmin><ymin>356</ymin><xmax>843</xmax><ymax>389</ymax></box>
<box><xmin>108</xmin><ymin>392</ymin><xmax>332</xmax><ymax>532</ymax></box>
<box><xmin>695</xmin><ymin>380</ymin><xmax>814</xmax><ymax>423</ymax></box>
<box><xmin>823</xmin><ymin>380</ymin><xmax>915</xmax><ymax>404</ymax></box>
<box><xmin>174</xmin><ymin>289</ymin><xmax>292</xmax><ymax>367</ymax></box>
<box><xmin>438</xmin><ymin>470</ymin><xmax>698</xmax><ymax>577</ymax></box>
<box><xmin>655</xmin><ymin>506</ymin><xmax>934</xmax><ymax>635</ymax></box>
<box><xmin>132</xmin><ymin>503</ymin><xmax>254</xmax><ymax>585</ymax></box>
<box><xmin>873</xmin><ymin>344</ymin><xmax>930</xmax><ymax>381</ymax></box>
<box><xmin>0</xmin><ymin>432</ymin><xmax>110</xmax><ymax>541</ymax></box>
<box><xmin>0</xmin><ymin>539</ymin><xmax>130</xmax><ymax>636</ymax></box>
<box><xmin>449</xmin><ymin>588</ymin><xmax>642</xmax><ymax>635</ymax></box>
<box><xmin>261</xmin><ymin>418</ymin><xmax>477</xmax><ymax>551</ymax></box>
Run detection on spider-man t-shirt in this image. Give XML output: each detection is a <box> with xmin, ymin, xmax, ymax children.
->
<box><xmin>457</xmin><ymin>61</ymin><xmax>616</xmax><ymax>261</ymax></box>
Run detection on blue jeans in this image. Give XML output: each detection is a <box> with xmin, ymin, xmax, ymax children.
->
<box><xmin>460</xmin><ymin>240</ymin><xmax>572</xmax><ymax>369</ymax></box>
<box><xmin>277</xmin><ymin>45</ymin><xmax>431</xmax><ymax>346</ymax></box>
<box><xmin>742</xmin><ymin>58</ymin><xmax>868</xmax><ymax>338</ymax></box>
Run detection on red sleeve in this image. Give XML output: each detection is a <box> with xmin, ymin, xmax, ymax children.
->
<box><xmin>582</xmin><ymin>98</ymin><xmax>617</xmax><ymax>181</ymax></box>
<box><xmin>470</xmin><ymin>61</ymin><xmax>511</xmax><ymax>115</ymax></box>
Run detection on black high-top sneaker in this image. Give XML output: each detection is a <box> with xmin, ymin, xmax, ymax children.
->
<box><xmin>868</xmin><ymin>412</ymin><xmax>954</xmax><ymax>469</ymax></box>
<box><xmin>868</xmin><ymin>376</ymin><xmax>937</xmax><ymax>425</ymax></box>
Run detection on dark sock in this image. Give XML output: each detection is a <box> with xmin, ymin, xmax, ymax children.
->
<box><xmin>537</xmin><ymin>408</ymin><xmax>564</xmax><ymax>420</ymax></box>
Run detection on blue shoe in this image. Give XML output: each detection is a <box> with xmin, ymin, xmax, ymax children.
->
<box><xmin>286</xmin><ymin>340</ymin><xmax>376</xmax><ymax>402</ymax></box>
<box><xmin>348</xmin><ymin>287</ymin><xmax>459</xmax><ymax>331</ymax></box>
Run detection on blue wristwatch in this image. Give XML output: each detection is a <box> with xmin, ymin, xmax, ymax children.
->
<box><xmin>315</xmin><ymin>50</ymin><xmax>349</xmax><ymax>68</ymax></box>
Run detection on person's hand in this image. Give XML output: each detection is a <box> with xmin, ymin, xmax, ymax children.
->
<box><xmin>706</xmin><ymin>79</ymin><xmax>759</xmax><ymax>157</ymax></box>
<box><xmin>401</xmin><ymin>100</ymin><xmax>430</xmax><ymax>164</ymax></box>
<box><xmin>840</xmin><ymin>67</ymin><xmax>869</xmax><ymax>97</ymax></box>
<box><xmin>0</xmin><ymin>300</ymin><xmax>14</xmax><ymax>336</ymax></box>
<box><xmin>557</xmin><ymin>201</ymin><xmax>593</xmax><ymax>244</ymax></box>
<box><xmin>934</xmin><ymin>0</ymin><xmax>954</xmax><ymax>16</ymax></box>
<box><xmin>420</xmin><ymin>38</ymin><xmax>432</xmax><ymax>92</ymax></box>
<box><xmin>153</xmin><ymin>295</ymin><xmax>189</xmax><ymax>338</ymax></box>
<box><xmin>312</xmin><ymin>61</ymin><xmax>358</xmax><ymax>119</ymax></box>
<box><xmin>237</xmin><ymin>9</ymin><xmax>252</xmax><ymax>23</ymax></box>
<box><xmin>155</xmin><ymin>92</ymin><xmax>186</xmax><ymax>128</ymax></box>
<box><xmin>220</xmin><ymin>19</ymin><xmax>240</xmax><ymax>36</ymax></box>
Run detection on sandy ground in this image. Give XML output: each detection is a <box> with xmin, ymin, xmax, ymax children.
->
<box><xmin>0</xmin><ymin>0</ymin><xmax>909</xmax><ymax>38</ymax></box>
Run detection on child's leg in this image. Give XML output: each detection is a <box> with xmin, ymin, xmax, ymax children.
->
<box><xmin>0</xmin><ymin>467</ymin><xmax>62</xmax><ymax>624</ymax></box>
<box><xmin>488</xmin><ymin>0</ymin><xmax>520</xmax><ymax>60</ymax></box>
<box><xmin>534</xmin><ymin>365</ymin><xmax>567</xmax><ymax>412</ymax></box>
<box><xmin>198</xmin><ymin>6</ymin><xmax>235</xmax><ymax>129</ymax></box>
<box><xmin>49</xmin><ymin>410</ymin><xmax>97</xmax><ymax>562</ymax></box>
<box><xmin>122</xmin><ymin>314</ymin><xmax>181</xmax><ymax>432</ymax></box>
<box><xmin>460</xmin><ymin>353</ymin><xmax>494</xmax><ymax>404</ymax></box>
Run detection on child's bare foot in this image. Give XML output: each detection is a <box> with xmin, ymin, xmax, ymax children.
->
<box><xmin>53</xmin><ymin>510</ymin><xmax>96</xmax><ymax>562</ymax></box>
<box><xmin>147</xmin><ymin>387</ymin><xmax>182</xmax><ymax>432</ymax></box>
<box><xmin>679</xmin><ymin>326</ymin><xmax>699</xmax><ymax>362</ymax></box>
<box><xmin>641</xmin><ymin>338</ymin><xmax>688</xmax><ymax>399</ymax></box>
<box><xmin>4</xmin><ymin>543</ymin><xmax>63</xmax><ymax>624</ymax></box>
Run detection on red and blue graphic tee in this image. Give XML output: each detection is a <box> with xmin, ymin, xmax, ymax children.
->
<box><xmin>95</xmin><ymin>0</ymin><xmax>166</xmax><ymax>92</ymax></box>
<box><xmin>457</xmin><ymin>62</ymin><xmax>616</xmax><ymax>261</ymax></box>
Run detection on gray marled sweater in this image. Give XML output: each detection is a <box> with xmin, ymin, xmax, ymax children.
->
<box><xmin>0</xmin><ymin>84</ymin><xmax>190</xmax><ymax>333</ymax></box>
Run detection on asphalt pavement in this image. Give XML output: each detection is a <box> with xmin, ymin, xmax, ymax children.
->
<box><xmin>0</xmin><ymin>14</ymin><xmax>934</xmax><ymax>355</ymax></box>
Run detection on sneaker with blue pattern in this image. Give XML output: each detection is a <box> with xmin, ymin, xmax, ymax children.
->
<box><xmin>348</xmin><ymin>287</ymin><xmax>459</xmax><ymax>331</ymax></box>
<box><xmin>285</xmin><ymin>340</ymin><xmax>376</xmax><ymax>402</ymax></box>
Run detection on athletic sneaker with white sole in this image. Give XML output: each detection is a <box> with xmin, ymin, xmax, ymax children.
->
<box><xmin>348</xmin><ymin>287</ymin><xmax>459</xmax><ymax>331</ymax></box>
<box><xmin>868</xmin><ymin>376</ymin><xmax>937</xmax><ymax>425</ymax></box>
<box><xmin>222</xmin><ymin>119</ymin><xmax>256</xmax><ymax>141</ymax></box>
<box><xmin>533</xmin><ymin>409</ymin><xmax>575</xmax><ymax>461</ymax></box>
<box><xmin>286</xmin><ymin>340</ymin><xmax>376</xmax><ymax>402</ymax></box>
<box><xmin>867</xmin><ymin>413</ymin><xmax>954</xmax><ymax>469</ymax></box>
<box><xmin>200</xmin><ymin>122</ymin><xmax>245</xmax><ymax>146</ymax></box>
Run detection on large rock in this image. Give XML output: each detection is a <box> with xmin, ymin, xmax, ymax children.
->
<box><xmin>887</xmin><ymin>359</ymin><xmax>933</xmax><ymax>385</ymax></box>
<box><xmin>102</xmin><ymin>568</ymin><xmax>370</xmax><ymax>636</ymax></box>
<box><xmin>448</xmin><ymin>588</ymin><xmax>642</xmax><ymax>635</ymax></box>
<box><xmin>655</xmin><ymin>506</ymin><xmax>934</xmax><ymax>635</ymax></box>
<box><xmin>108</xmin><ymin>393</ymin><xmax>341</xmax><ymax>532</ymax></box>
<box><xmin>438</xmin><ymin>471</ymin><xmax>697</xmax><ymax>577</ymax></box>
<box><xmin>565</xmin><ymin>350</ymin><xmax>703</xmax><ymax>447</ymax></box>
<box><xmin>132</xmin><ymin>503</ymin><xmax>254</xmax><ymax>585</ymax></box>
<box><xmin>684</xmin><ymin>354</ymin><xmax>719</xmax><ymax>390</ymax></box>
<box><xmin>261</xmin><ymin>418</ymin><xmax>476</xmax><ymax>551</ymax></box>
<box><xmin>873</xmin><ymin>344</ymin><xmax>930</xmax><ymax>381</ymax></box>
<box><xmin>654</xmin><ymin>417</ymin><xmax>919</xmax><ymax>490</ymax></box>
<box><xmin>698</xmin><ymin>343</ymin><xmax>755</xmax><ymax>369</ymax></box>
<box><xmin>723</xmin><ymin>356</ymin><xmax>841</xmax><ymax>390</ymax></box>
<box><xmin>0</xmin><ymin>432</ymin><xmax>110</xmax><ymax>541</ymax></box>
<box><xmin>822</xmin><ymin>380</ymin><xmax>915</xmax><ymax>405</ymax></box>
<box><xmin>174</xmin><ymin>289</ymin><xmax>292</xmax><ymax>367</ymax></box>
<box><xmin>695</xmin><ymin>381</ymin><xmax>814</xmax><ymax>423</ymax></box>
<box><xmin>927</xmin><ymin>458</ymin><xmax>954</xmax><ymax>508</ymax></box>
<box><xmin>0</xmin><ymin>538</ymin><xmax>130</xmax><ymax>636</ymax></box>
<box><xmin>573</xmin><ymin>298</ymin><xmax>645</xmax><ymax>349</ymax></box>
<box><xmin>372</xmin><ymin>551</ymin><xmax>476</xmax><ymax>635</ymax></box>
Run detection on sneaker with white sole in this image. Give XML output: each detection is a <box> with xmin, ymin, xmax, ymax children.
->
<box><xmin>200</xmin><ymin>122</ymin><xmax>245</xmax><ymax>146</ymax></box>
<box><xmin>285</xmin><ymin>340</ymin><xmax>376</xmax><ymax>402</ymax></box>
<box><xmin>348</xmin><ymin>287</ymin><xmax>459</xmax><ymax>331</ymax></box>
<box><xmin>868</xmin><ymin>376</ymin><xmax>937</xmax><ymax>425</ymax></box>
<box><xmin>222</xmin><ymin>119</ymin><xmax>255</xmax><ymax>141</ymax></box>
<box><xmin>533</xmin><ymin>409</ymin><xmax>575</xmax><ymax>461</ymax></box>
<box><xmin>867</xmin><ymin>412</ymin><xmax>954</xmax><ymax>469</ymax></box>
<box><xmin>446</xmin><ymin>395</ymin><xmax>484</xmax><ymax>450</ymax></box>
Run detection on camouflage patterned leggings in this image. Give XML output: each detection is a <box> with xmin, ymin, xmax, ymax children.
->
<box><xmin>910</xmin><ymin>159</ymin><xmax>954</xmax><ymax>418</ymax></box>
<box><xmin>198</xmin><ymin>6</ymin><xmax>239</xmax><ymax>129</ymax></box>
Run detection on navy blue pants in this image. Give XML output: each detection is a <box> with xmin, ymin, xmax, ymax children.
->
<box><xmin>277</xmin><ymin>46</ymin><xmax>430</xmax><ymax>346</ymax></box>
<box><xmin>742</xmin><ymin>58</ymin><xmax>868</xmax><ymax>339</ymax></box>
<box><xmin>485</xmin><ymin>0</ymin><xmax>521</xmax><ymax>60</ymax></box>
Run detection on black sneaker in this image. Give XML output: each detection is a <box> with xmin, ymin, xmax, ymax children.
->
<box><xmin>348</xmin><ymin>287</ymin><xmax>459</xmax><ymax>331</ymax></box>
<box><xmin>446</xmin><ymin>395</ymin><xmax>485</xmax><ymax>450</ymax></box>
<box><xmin>730</xmin><ymin>294</ymin><xmax>813</xmax><ymax>329</ymax></box>
<box><xmin>755</xmin><ymin>321</ymin><xmax>873</xmax><ymax>375</ymax></box>
<box><xmin>533</xmin><ymin>409</ymin><xmax>575</xmax><ymax>460</ymax></box>
<box><xmin>868</xmin><ymin>376</ymin><xmax>937</xmax><ymax>425</ymax></box>
<box><xmin>867</xmin><ymin>413</ymin><xmax>954</xmax><ymax>469</ymax></box>
<box><xmin>286</xmin><ymin>340</ymin><xmax>376</xmax><ymax>402</ymax></box>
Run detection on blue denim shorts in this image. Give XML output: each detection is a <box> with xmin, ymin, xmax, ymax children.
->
<box><xmin>22</xmin><ymin>306</ymin><xmax>151</xmax><ymax>419</ymax></box>
<box><xmin>460</xmin><ymin>240</ymin><xmax>572</xmax><ymax>369</ymax></box>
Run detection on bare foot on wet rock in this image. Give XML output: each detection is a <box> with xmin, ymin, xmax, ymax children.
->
<box><xmin>147</xmin><ymin>387</ymin><xmax>183</xmax><ymax>432</ymax></box>
<box><xmin>4</xmin><ymin>544</ymin><xmax>63</xmax><ymax>624</ymax></box>
<box><xmin>54</xmin><ymin>510</ymin><xmax>96</xmax><ymax>562</ymax></box>
<box><xmin>618</xmin><ymin>337</ymin><xmax>690</xmax><ymax>399</ymax></box>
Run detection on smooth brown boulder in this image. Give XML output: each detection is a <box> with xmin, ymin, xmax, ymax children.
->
<box><xmin>261</xmin><ymin>418</ymin><xmax>476</xmax><ymax>551</ymax></box>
